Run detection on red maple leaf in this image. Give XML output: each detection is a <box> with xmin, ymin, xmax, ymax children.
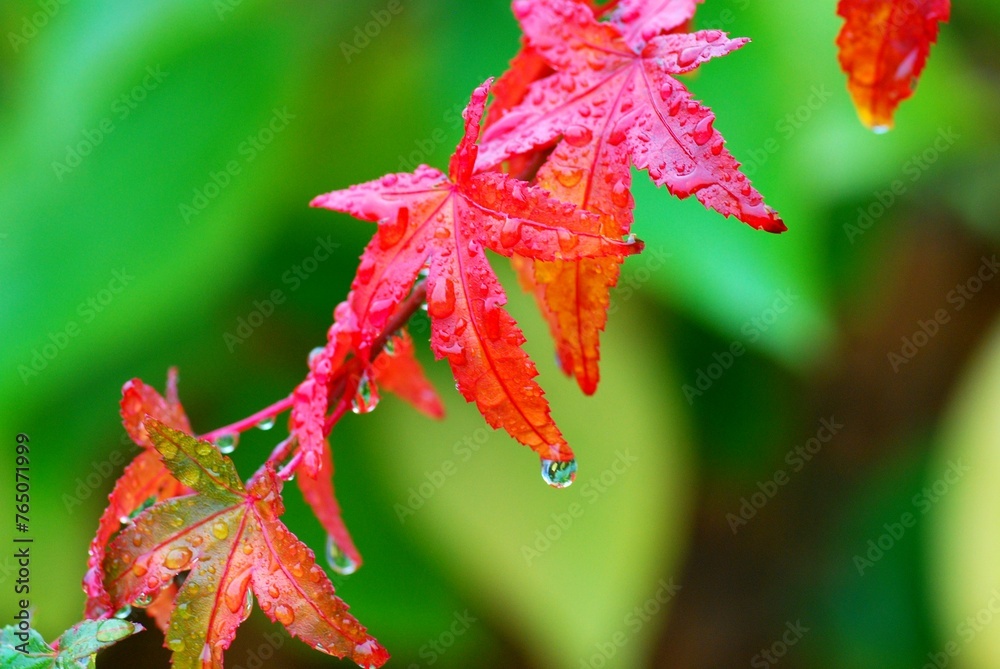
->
<box><xmin>836</xmin><ymin>0</ymin><xmax>951</xmax><ymax>131</ymax></box>
<box><xmin>103</xmin><ymin>419</ymin><xmax>388</xmax><ymax>669</ymax></box>
<box><xmin>83</xmin><ymin>369</ymin><xmax>191</xmax><ymax>621</ymax></box>
<box><xmin>311</xmin><ymin>80</ymin><xmax>641</xmax><ymax>464</ymax></box>
<box><xmin>477</xmin><ymin>0</ymin><xmax>783</xmax><ymax>394</ymax></box>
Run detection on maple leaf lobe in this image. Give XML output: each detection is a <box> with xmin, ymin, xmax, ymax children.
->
<box><xmin>836</xmin><ymin>0</ymin><xmax>951</xmax><ymax>130</ymax></box>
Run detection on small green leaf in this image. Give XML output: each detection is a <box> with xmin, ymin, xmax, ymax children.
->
<box><xmin>0</xmin><ymin>619</ymin><xmax>142</xmax><ymax>668</ymax></box>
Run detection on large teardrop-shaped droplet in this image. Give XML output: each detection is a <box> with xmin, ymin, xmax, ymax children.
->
<box><xmin>351</xmin><ymin>374</ymin><xmax>380</xmax><ymax>415</ymax></box>
<box><xmin>326</xmin><ymin>535</ymin><xmax>359</xmax><ymax>576</ymax></box>
<box><xmin>540</xmin><ymin>458</ymin><xmax>577</xmax><ymax>489</ymax></box>
<box><xmin>241</xmin><ymin>587</ymin><xmax>254</xmax><ymax>622</ymax></box>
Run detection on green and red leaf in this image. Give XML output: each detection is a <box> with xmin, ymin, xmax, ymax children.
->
<box><xmin>103</xmin><ymin>420</ymin><xmax>387</xmax><ymax>669</ymax></box>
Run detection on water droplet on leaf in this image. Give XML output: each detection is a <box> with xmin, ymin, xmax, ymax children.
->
<box><xmin>692</xmin><ymin>116</ymin><xmax>714</xmax><ymax>146</ymax></box>
<box><xmin>178</xmin><ymin>467</ymin><xmax>201</xmax><ymax>487</ymax></box>
<box><xmin>678</xmin><ymin>45</ymin><xmax>705</xmax><ymax>68</ymax></box>
<box><xmin>428</xmin><ymin>279</ymin><xmax>457</xmax><ymax>319</ymax></box>
<box><xmin>563</xmin><ymin>125</ymin><xmax>593</xmax><ymax>147</ymax></box>
<box><xmin>159</xmin><ymin>440</ymin><xmax>178</xmax><ymax>460</ymax></box>
<box><xmin>212</xmin><ymin>521</ymin><xmax>230</xmax><ymax>540</ymax></box>
<box><xmin>164</xmin><ymin>547</ymin><xmax>193</xmax><ymax>570</ymax></box>
<box><xmin>275</xmin><ymin>603</ymin><xmax>295</xmax><ymax>626</ymax></box>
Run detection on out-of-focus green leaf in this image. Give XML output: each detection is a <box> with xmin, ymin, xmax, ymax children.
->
<box><xmin>929</xmin><ymin>318</ymin><xmax>1000</xmax><ymax>669</ymax></box>
<box><xmin>366</xmin><ymin>294</ymin><xmax>692</xmax><ymax>669</ymax></box>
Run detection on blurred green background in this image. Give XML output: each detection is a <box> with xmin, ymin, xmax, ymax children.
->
<box><xmin>1</xmin><ymin>0</ymin><xmax>999</xmax><ymax>667</ymax></box>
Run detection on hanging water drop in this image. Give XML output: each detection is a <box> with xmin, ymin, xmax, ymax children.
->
<box><xmin>113</xmin><ymin>605</ymin><xmax>132</xmax><ymax>619</ymax></box>
<box><xmin>255</xmin><ymin>416</ymin><xmax>276</xmax><ymax>431</ymax></box>
<box><xmin>241</xmin><ymin>587</ymin><xmax>254</xmax><ymax>622</ymax></box>
<box><xmin>540</xmin><ymin>458</ymin><xmax>577</xmax><ymax>489</ymax></box>
<box><xmin>132</xmin><ymin>593</ymin><xmax>154</xmax><ymax>607</ymax></box>
<box><xmin>351</xmin><ymin>374</ymin><xmax>380</xmax><ymax>414</ymax></box>
<box><xmin>326</xmin><ymin>535</ymin><xmax>359</xmax><ymax>576</ymax></box>
<box><xmin>382</xmin><ymin>336</ymin><xmax>398</xmax><ymax>356</ymax></box>
<box><xmin>215</xmin><ymin>433</ymin><xmax>239</xmax><ymax>454</ymax></box>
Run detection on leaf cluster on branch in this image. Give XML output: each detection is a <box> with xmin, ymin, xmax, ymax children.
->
<box><xmin>15</xmin><ymin>0</ymin><xmax>949</xmax><ymax>667</ymax></box>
